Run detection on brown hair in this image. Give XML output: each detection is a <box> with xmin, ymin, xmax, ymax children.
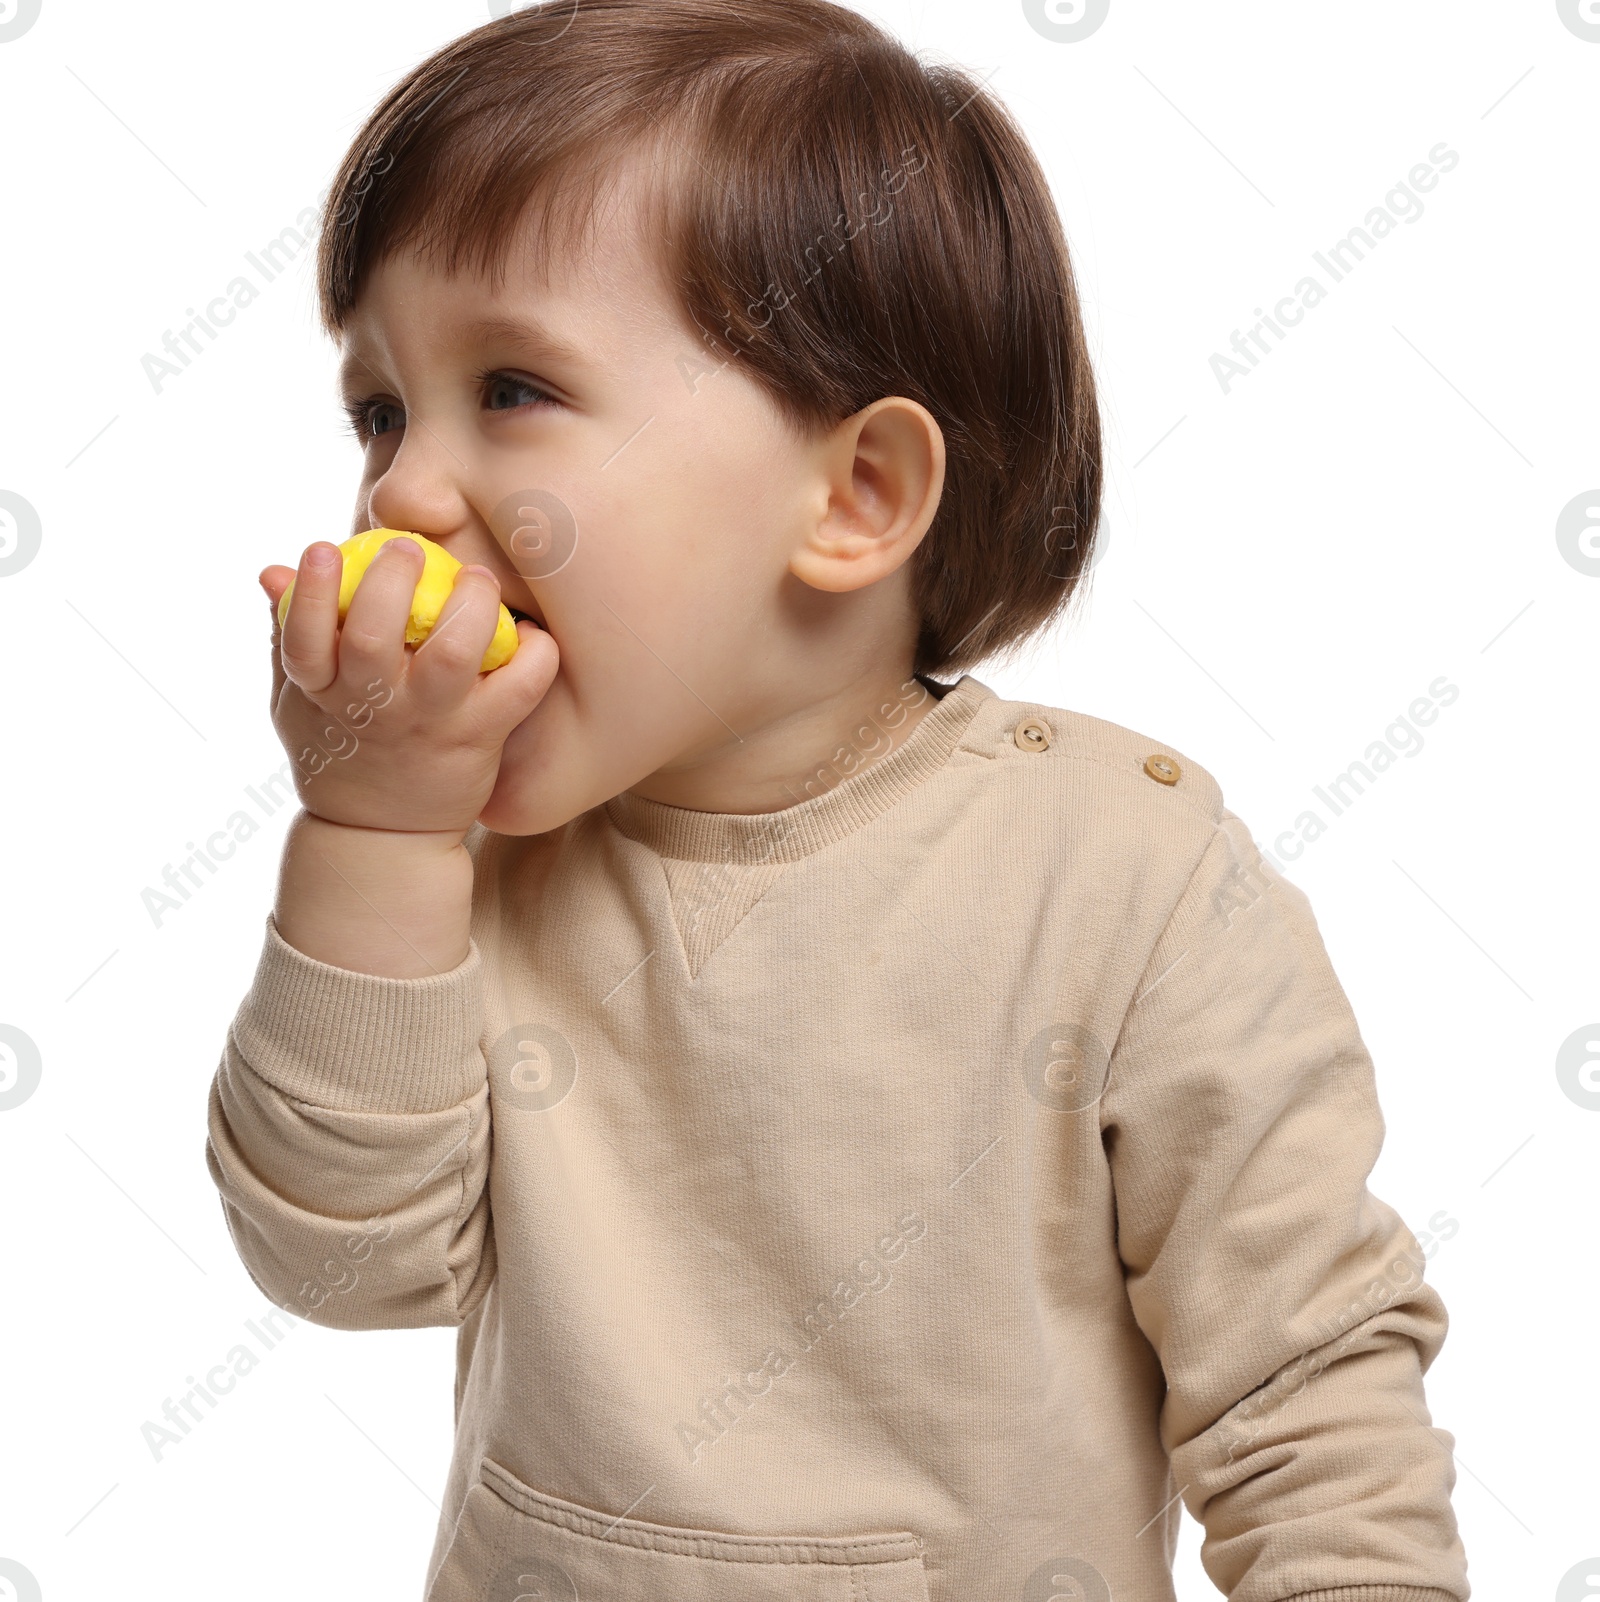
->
<box><xmin>315</xmin><ymin>0</ymin><xmax>1102</xmax><ymax>679</ymax></box>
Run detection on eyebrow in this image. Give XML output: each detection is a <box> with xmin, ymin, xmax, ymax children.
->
<box><xmin>456</xmin><ymin>314</ymin><xmax>591</xmax><ymax>370</ymax></box>
<box><xmin>336</xmin><ymin>313</ymin><xmax>591</xmax><ymax>392</ymax></box>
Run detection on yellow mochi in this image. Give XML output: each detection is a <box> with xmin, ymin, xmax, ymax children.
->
<box><xmin>276</xmin><ymin>529</ymin><xmax>519</xmax><ymax>672</ymax></box>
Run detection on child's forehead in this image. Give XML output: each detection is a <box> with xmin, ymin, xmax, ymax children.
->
<box><xmin>335</xmin><ymin>257</ymin><xmax>688</xmax><ymax>394</ymax></box>
<box><xmin>344</xmin><ymin>165</ymin><xmax>680</xmax><ymax>353</ymax></box>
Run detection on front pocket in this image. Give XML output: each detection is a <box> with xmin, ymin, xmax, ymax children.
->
<box><xmin>425</xmin><ymin>1454</ymin><xmax>932</xmax><ymax>1602</ymax></box>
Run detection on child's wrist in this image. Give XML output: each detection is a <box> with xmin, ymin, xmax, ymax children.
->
<box><xmin>296</xmin><ymin>807</ymin><xmax>472</xmax><ymax>854</ymax></box>
<box><xmin>273</xmin><ymin>809</ymin><xmax>476</xmax><ymax>978</ymax></box>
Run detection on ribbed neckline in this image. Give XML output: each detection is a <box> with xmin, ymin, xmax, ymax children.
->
<box><xmin>602</xmin><ymin>673</ymin><xmax>992</xmax><ymax>863</ymax></box>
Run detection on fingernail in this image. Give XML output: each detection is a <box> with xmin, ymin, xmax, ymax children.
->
<box><xmin>308</xmin><ymin>545</ymin><xmax>339</xmax><ymax>570</ymax></box>
<box><xmin>464</xmin><ymin>565</ymin><xmax>497</xmax><ymax>582</ymax></box>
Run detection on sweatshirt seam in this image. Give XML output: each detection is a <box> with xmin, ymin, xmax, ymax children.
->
<box><xmin>245</xmin><ymin>913</ymin><xmax>487</xmax><ymax>1114</ymax></box>
<box><xmin>1100</xmin><ymin>814</ymin><xmax>1231</xmax><ymax>1109</ymax></box>
<box><xmin>603</xmin><ymin>676</ymin><xmax>991</xmax><ymax>863</ymax></box>
<box><xmin>263</xmin><ymin>909</ymin><xmax>484</xmax><ymax>990</ymax></box>
<box><xmin>478</xmin><ymin>1456</ymin><xmax>921</xmax><ymax>1562</ymax></box>
<box><xmin>1019</xmin><ymin>745</ymin><xmax>1223</xmax><ymax>829</ymax></box>
<box><xmin>1271</xmin><ymin>1589</ymin><xmax>1463</xmax><ymax>1601</ymax></box>
<box><xmin>446</xmin><ymin>1096</ymin><xmax>484</xmax><ymax>1321</ymax></box>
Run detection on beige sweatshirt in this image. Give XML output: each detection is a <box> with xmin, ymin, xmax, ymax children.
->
<box><xmin>205</xmin><ymin>671</ymin><xmax>1470</xmax><ymax>1602</ymax></box>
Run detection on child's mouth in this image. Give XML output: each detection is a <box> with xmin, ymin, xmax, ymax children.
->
<box><xmin>508</xmin><ymin>606</ymin><xmax>546</xmax><ymax>630</ymax></box>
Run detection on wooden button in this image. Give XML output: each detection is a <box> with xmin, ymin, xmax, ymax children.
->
<box><xmin>1014</xmin><ymin>717</ymin><xmax>1052</xmax><ymax>752</ymax></box>
<box><xmin>1143</xmin><ymin>753</ymin><xmax>1181</xmax><ymax>785</ymax></box>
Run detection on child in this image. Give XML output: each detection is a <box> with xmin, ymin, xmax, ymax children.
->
<box><xmin>205</xmin><ymin>3</ymin><xmax>1470</xmax><ymax>1598</ymax></box>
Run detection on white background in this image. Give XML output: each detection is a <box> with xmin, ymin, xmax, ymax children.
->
<box><xmin>1</xmin><ymin>1</ymin><xmax>1594</xmax><ymax>1599</ymax></box>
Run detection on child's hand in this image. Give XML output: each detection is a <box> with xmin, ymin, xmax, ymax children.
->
<box><xmin>257</xmin><ymin>537</ymin><xmax>559</xmax><ymax>839</ymax></box>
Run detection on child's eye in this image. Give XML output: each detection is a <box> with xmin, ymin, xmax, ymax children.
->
<box><xmin>340</xmin><ymin>370</ymin><xmax>554</xmax><ymax>445</ymax></box>
<box><xmin>342</xmin><ymin>398</ymin><xmax>404</xmax><ymax>443</ymax></box>
<box><xmin>478</xmin><ymin>369</ymin><xmax>557</xmax><ymax>415</ymax></box>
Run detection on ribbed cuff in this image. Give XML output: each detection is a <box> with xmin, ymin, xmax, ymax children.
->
<box><xmin>1274</xmin><ymin>1588</ymin><xmax>1463</xmax><ymax>1601</ymax></box>
<box><xmin>228</xmin><ymin>911</ymin><xmax>486</xmax><ymax>1114</ymax></box>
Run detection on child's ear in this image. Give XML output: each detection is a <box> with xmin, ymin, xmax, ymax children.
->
<box><xmin>787</xmin><ymin>396</ymin><xmax>946</xmax><ymax>595</ymax></box>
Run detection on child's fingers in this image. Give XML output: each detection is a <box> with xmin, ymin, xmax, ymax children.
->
<box><xmin>336</xmin><ymin>536</ymin><xmax>421</xmax><ymax>687</ymax></box>
<box><xmin>278</xmin><ymin>543</ymin><xmax>345</xmax><ymax>695</ymax></box>
<box><xmin>407</xmin><ymin>565</ymin><xmax>507</xmax><ymax>711</ymax></box>
<box><xmin>471</xmin><ymin>619</ymin><xmax>561</xmax><ymax>734</ymax></box>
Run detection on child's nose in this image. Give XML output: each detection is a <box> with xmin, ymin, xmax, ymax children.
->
<box><xmin>365</xmin><ymin>461</ymin><xmax>474</xmax><ymax>556</ymax></box>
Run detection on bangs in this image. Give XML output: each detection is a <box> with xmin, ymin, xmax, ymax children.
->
<box><xmin>317</xmin><ymin>60</ymin><xmax>683</xmax><ymax>336</ymax></box>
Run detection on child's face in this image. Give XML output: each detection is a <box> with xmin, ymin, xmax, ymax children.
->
<box><xmin>337</xmin><ymin>162</ymin><xmax>932</xmax><ymax>836</ymax></box>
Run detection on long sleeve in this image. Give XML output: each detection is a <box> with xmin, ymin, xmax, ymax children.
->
<box><xmin>1098</xmin><ymin>807</ymin><xmax>1469</xmax><ymax>1602</ymax></box>
<box><xmin>204</xmin><ymin>911</ymin><xmax>495</xmax><ymax>1330</ymax></box>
